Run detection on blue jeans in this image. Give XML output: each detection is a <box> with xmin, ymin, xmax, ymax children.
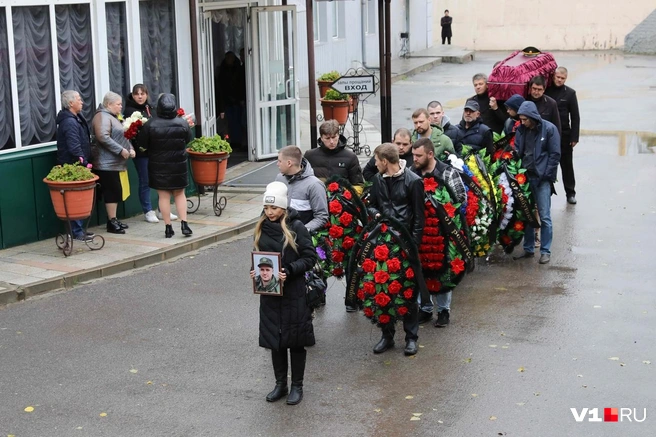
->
<box><xmin>419</xmin><ymin>291</ymin><xmax>452</xmax><ymax>313</ymax></box>
<box><xmin>523</xmin><ymin>179</ymin><xmax>553</xmax><ymax>255</ymax></box>
<box><xmin>133</xmin><ymin>157</ymin><xmax>152</xmax><ymax>213</ymax></box>
<box><xmin>70</xmin><ymin>219</ymin><xmax>84</xmax><ymax>238</ymax></box>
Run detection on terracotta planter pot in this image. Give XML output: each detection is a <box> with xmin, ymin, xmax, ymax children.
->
<box><xmin>317</xmin><ymin>80</ymin><xmax>334</xmax><ymax>98</ymax></box>
<box><xmin>187</xmin><ymin>150</ymin><xmax>231</xmax><ymax>186</ymax></box>
<box><xmin>43</xmin><ymin>175</ymin><xmax>99</xmax><ymax>220</ymax></box>
<box><xmin>320</xmin><ymin>99</ymin><xmax>350</xmax><ymax>125</ymax></box>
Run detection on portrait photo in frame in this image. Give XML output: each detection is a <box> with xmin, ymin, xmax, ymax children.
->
<box><xmin>252</xmin><ymin>251</ymin><xmax>282</xmax><ymax>296</ymax></box>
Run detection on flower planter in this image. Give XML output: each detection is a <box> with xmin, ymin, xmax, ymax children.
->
<box><xmin>320</xmin><ymin>99</ymin><xmax>350</xmax><ymax>125</ymax></box>
<box><xmin>187</xmin><ymin>150</ymin><xmax>230</xmax><ymax>186</ymax></box>
<box><xmin>317</xmin><ymin>80</ymin><xmax>334</xmax><ymax>98</ymax></box>
<box><xmin>43</xmin><ymin>175</ymin><xmax>99</xmax><ymax>220</ymax></box>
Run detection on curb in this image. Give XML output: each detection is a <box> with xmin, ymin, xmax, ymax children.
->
<box><xmin>1</xmin><ymin>217</ymin><xmax>259</xmax><ymax>307</ymax></box>
<box><xmin>391</xmin><ymin>59</ymin><xmax>442</xmax><ymax>84</ymax></box>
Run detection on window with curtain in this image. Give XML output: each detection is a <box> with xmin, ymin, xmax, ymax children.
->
<box><xmin>56</xmin><ymin>4</ymin><xmax>95</xmax><ymax>123</ymax></box>
<box><xmin>312</xmin><ymin>0</ymin><xmax>319</xmax><ymax>42</ymax></box>
<box><xmin>331</xmin><ymin>1</ymin><xmax>338</xmax><ymax>38</ymax></box>
<box><xmin>0</xmin><ymin>7</ymin><xmax>15</xmax><ymax>150</ymax></box>
<box><xmin>106</xmin><ymin>2</ymin><xmax>130</xmax><ymax>98</ymax></box>
<box><xmin>140</xmin><ymin>0</ymin><xmax>178</xmax><ymax>97</ymax></box>
<box><xmin>13</xmin><ymin>6</ymin><xmax>57</xmax><ymax>146</ymax></box>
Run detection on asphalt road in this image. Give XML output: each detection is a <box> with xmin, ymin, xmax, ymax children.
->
<box><xmin>1</xmin><ymin>51</ymin><xmax>656</xmax><ymax>437</ymax></box>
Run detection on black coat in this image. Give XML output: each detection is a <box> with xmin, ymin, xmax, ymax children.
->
<box><xmin>258</xmin><ymin>209</ymin><xmax>317</xmax><ymax>350</ymax></box>
<box><xmin>453</xmin><ymin>118</ymin><xmax>494</xmax><ymax>156</ymax></box>
<box><xmin>55</xmin><ymin>109</ymin><xmax>91</xmax><ymax>166</ymax></box>
<box><xmin>441</xmin><ymin>16</ymin><xmax>453</xmax><ymax>38</ymax></box>
<box><xmin>305</xmin><ymin>138</ymin><xmax>364</xmax><ymax>186</ymax></box>
<box><xmin>545</xmin><ymin>85</ymin><xmax>580</xmax><ymax>142</ymax></box>
<box><xmin>528</xmin><ymin>94</ymin><xmax>562</xmax><ymax>135</ymax></box>
<box><xmin>470</xmin><ymin>91</ymin><xmax>508</xmax><ymax>134</ymax></box>
<box><xmin>123</xmin><ymin>94</ymin><xmax>153</xmax><ymax>158</ymax></box>
<box><xmin>138</xmin><ymin>94</ymin><xmax>191</xmax><ymax>190</ymax></box>
<box><xmin>368</xmin><ymin>166</ymin><xmax>425</xmax><ymax>246</ymax></box>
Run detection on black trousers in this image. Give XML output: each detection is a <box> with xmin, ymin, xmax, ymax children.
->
<box><xmin>560</xmin><ymin>133</ymin><xmax>576</xmax><ymax>197</ymax></box>
<box><xmin>442</xmin><ymin>36</ymin><xmax>451</xmax><ymax>45</ymax></box>
<box><xmin>382</xmin><ymin>301</ymin><xmax>419</xmax><ymax>342</ymax></box>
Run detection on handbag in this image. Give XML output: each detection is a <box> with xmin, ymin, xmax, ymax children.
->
<box><xmin>305</xmin><ymin>263</ymin><xmax>327</xmax><ymax>309</ymax></box>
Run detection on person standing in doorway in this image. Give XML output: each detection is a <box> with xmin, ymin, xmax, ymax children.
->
<box><xmin>441</xmin><ymin>10</ymin><xmax>453</xmax><ymax>45</ymax></box>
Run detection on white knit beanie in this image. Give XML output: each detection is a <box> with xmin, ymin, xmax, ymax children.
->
<box><xmin>263</xmin><ymin>181</ymin><xmax>288</xmax><ymax>209</ymax></box>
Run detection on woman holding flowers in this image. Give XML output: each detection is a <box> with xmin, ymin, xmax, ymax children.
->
<box><xmin>251</xmin><ymin>182</ymin><xmax>317</xmax><ymax>405</ymax></box>
<box><xmin>91</xmin><ymin>91</ymin><xmax>135</xmax><ymax>234</ymax></box>
<box><xmin>138</xmin><ymin>94</ymin><xmax>192</xmax><ymax>238</ymax></box>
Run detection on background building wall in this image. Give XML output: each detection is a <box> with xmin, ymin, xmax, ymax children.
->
<box><xmin>432</xmin><ymin>1</ymin><xmax>655</xmax><ymax>51</ymax></box>
<box><xmin>625</xmin><ymin>9</ymin><xmax>656</xmax><ymax>54</ymax></box>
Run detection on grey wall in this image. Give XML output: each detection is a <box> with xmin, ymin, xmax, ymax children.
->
<box><xmin>625</xmin><ymin>9</ymin><xmax>656</xmax><ymax>54</ymax></box>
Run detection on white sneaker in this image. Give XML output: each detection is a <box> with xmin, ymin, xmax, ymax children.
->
<box><xmin>157</xmin><ymin>211</ymin><xmax>178</xmax><ymax>221</ymax></box>
<box><xmin>144</xmin><ymin>210</ymin><xmax>159</xmax><ymax>223</ymax></box>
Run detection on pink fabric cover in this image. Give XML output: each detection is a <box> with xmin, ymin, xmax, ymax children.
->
<box><xmin>488</xmin><ymin>51</ymin><xmax>558</xmax><ymax>100</ymax></box>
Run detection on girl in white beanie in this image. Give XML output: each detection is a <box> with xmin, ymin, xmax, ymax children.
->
<box><xmin>250</xmin><ymin>181</ymin><xmax>317</xmax><ymax>405</ymax></box>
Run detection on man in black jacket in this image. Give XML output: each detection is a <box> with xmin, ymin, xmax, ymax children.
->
<box><xmin>527</xmin><ymin>75</ymin><xmax>562</xmax><ymax>135</ymax></box>
<box><xmin>362</xmin><ymin>128</ymin><xmax>413</xmax><ymax>181</ymax></box>
<box><xmin>427</xmin><ymin>100</ymin><xmax>459</xmax><ymax>141</ymax></box>
<box><xmin>545</xmin><ymin>67</ymin><xmax>580</xmax><ymax>205</ymax></box>
<box><xmin>305</xmin><ymin>120</ymin><xmax>364</xmax><ymax>194</ymax></box>
<box><xmin>368</xmin><ymin>143</ymin><xmax>425</xmax><ymax>356</ymax></box>
<box><xmin>55</xmin><ymin>90</ymin><xmax>93</xmax><ymax>242</ymax></box>
<box><xmin>453</xmin><ymin>100</ymin><xmax>494</xmax><ymax>156</ymax></box>
<box><xmin>470</xmin><ymin>73</ymin><xmax>508</xmax><ymax>134</ymax></box>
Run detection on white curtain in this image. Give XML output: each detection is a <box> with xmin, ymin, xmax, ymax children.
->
<box><xmin>140</xmin><ymin>0</ymin><xmax>177</xmax><ymax>97</ymax></box>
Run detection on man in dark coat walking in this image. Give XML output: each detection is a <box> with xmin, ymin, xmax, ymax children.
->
<box><xmin>367</xmin><ymin>143</ymin><xmax>425</xmax><ymax>356</ymax></box>
<box><xmin>362</xmin><ymin>128</ymin><xmax>414</xmax><ymax>181</ymax></box>
<box><xmin>470</xmin><ymin>73</ymin><xmax>508</xmax><ymax>135</ymax></box>
<box><xmin>546</xmin><ymin>67</ymin><xmax>580</xmax><ymax>205</ymax></box>
<box><xmin>427</xmin><ymin>100</ymin><xmax>459</xmax><ymax>141</ymax></box>
<box><xmin>453</xmin><ymin>100</ymin><xmax>494</xmax><ymax>156</ymax></box>
<box><xmin>55</xmin><ymin>90</ymin><xmax>93</xmax><ymax>241</ymax></box>
<box><xmin>527</xmin><ymin>75</ymin><xmax>562</xmax><ymax>135</ymax></box>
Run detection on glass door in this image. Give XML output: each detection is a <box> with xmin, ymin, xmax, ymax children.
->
<box><xmin>251</xmin><ymin>6</ymin><xmax>299</xmax><ymax>160</ymax></box>
<box><xmin>199</xmin><ymin>11</ymin><xmax>216</xmax><ymax>137</ymax></box>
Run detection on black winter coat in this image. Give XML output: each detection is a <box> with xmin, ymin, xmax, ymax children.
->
<box><xmin>528</xmin><ymin>94</ymin><xmax>562</xmax><ymax>135</ymax></box>
<box><xmin>55</xmin><ymin>109</ymin><xmax>91</xmax><ymax>166</ymax></box>
<box><xmin>362</xmin><ymin>150</ymin><xmax>413</xmax><ymax>181</ymax></box>
<box><xmin>545</xmin><ymin>85</ymin><xmax>579</xmax><ymax>141</ymax></box>
<box><xmin>305</xmin><ymin>138</ymin><xmax>364</xmax><ymax>186</ymax></box>
<box><xmin>258</xmin><ymin>209</ymin><xmax>317</xmax><ymax>350</ymax></box>
<box><xmin>123</xmin><ymin>94</ymin><xmax>153</xmax><ymax>158</ymax></box>
<box><xmin>368</xmin><ymin>166</ymin><xmax>425</xmax><ymax>246</ymax></box>
<box><xmin>470</xmin><ymin>91</ymin><xmax>508</xmax><ymax>134</ymax></box>
<box><xmin>453</xmin><ymin>118</ymin><xmax>494</xmax><ymax>156</ymax></box>
<box><xmin>138</xmin><ymin>94</ymin><xmax>191</xmax><ymax>190</ymax></box>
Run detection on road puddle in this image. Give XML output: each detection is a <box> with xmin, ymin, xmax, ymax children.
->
<box><xmin>580</xmin><ymin>131</ymin><xmax>656</xmax><ymax>155</ymax></box>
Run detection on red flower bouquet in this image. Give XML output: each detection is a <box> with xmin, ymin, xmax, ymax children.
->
<box><xmin>313</xmin><ymin>176</ymin><xmax>368</xmax><ymax>279</ymax></box>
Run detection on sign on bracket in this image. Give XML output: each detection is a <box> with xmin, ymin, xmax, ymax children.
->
<box><xmin>330</xmin><ymin>75</ymin><xmax>376</xmax><ymax>94</ymax></box>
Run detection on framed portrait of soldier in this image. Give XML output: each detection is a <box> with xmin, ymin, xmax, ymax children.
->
<box><xmin>252</xmin><ymin>251</ymin><xmax>282</xmax><ymax>296</ymax></box>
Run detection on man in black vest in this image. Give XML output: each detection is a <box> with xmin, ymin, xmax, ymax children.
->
<box><xmin>545</xmin><ymin>67</ymin><xmax>580</xmax><ymax>205</ymax></box>
<box><xmin>453</xmin><ymin>100</ymin><xmax>493</xmax><ymax>156</ymax></box>
<box><xmin>368</xmin><ymin>144</ymin><xmax>425</xmax><ymax>356</ymax></box>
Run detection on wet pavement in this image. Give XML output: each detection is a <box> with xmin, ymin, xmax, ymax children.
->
<box><xmin>1</xmin><ymin>50</ymin><xmax>655</xmax><ymax>436</ymax></box>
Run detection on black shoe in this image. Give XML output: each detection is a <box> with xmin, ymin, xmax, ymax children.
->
<box><xmin>165</xmin><ymin>224</ymin><xmax>175</xmax><ymax>238</ymax></box>
<box><xmin>116</xmin><ymin>220</ymin><xmax>129</xmax><ymax>229</ymax></box>
<box><xmin>373</xmin><ymin>337</ymin><xmax>394</xmax><ymax>354</ymax></box>
<box><xmin>181</xmin><ymin>220</ymin><xmax>193</xmax><ymax>236</ymax></box>
<box><xmin>404</xmin><ymin>339</ymin><xmax>418</xmax><ymax>356</ymax></box>
<box><xmin>107</xmin><ymin>218</ymin><xmax>125</xmax><ymax>234</ymax></box>
<box><xmin>418</xmin><ymin>311</ymin><xmax>433</xmax><ymax>324</ymax></box>
<box><xmin>266</xmin><ymin>384</ymin><xmax>288</xmax><ymax>402</ymax></box>
<box><xmin>345</xmin><ymin>304</ymin><xmax>358</xmax><ymax>313</ymax></box>
<box><xmin>567</xmin><ymin>196</ymin><xmax>577</xmax><ymax>205</ymax></box>
<box><xmin>435</xmin><ymin>310</ymin><xmax>450</xmax><ymax>327</ymax></box>
<box><xmin>513</xmin><ymin>251</ymin><xmax>534</xmax><ymax>260</ymax></box>
<box><xmin>286</xmin><ymin>385</ymin><xmax>303</xmax><ymax>405</ymax></box>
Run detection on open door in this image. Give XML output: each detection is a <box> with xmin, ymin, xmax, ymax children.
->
<box><xmin>251</xmin><ymin>6</ymin><xmax>300</xmax><ymax>160</ymax></box>
<box><xmin>199</xmin><ymin>11</ymin><xmax>217</xmax><ymax>137</ymax></box>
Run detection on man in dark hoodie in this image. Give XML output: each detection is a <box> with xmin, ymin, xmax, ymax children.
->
<box><xmin>275</xmin><ymin>146</ymin><xmax>328</xmax><ymax>233</ymax></box>
<box><xmin>503</xmin><ymin>94</ymin><xmax>525</xmax><ymax>138</ymax></box>
<box><xmin>453</xmin><ymin>100</ymin><xmax>493</xmax><ymax>156</ymax></box>
<box><xmin>56</xmin><ymin>90</ymin><xmax>93</xmax><ymax>242</ymax></box>
<box><xmin>305</xmin><ymin>120</ymin><xmax>364</xmax><ymax>195</ymax></box>
<box><xmin>470</xmin><ymin>73</ymin><xmax>508</xmax><ymax>134</ymax></box>
<box><xmin>545</xmin><ymin>67</ymin><xmax>580</xmax><ymax>205</ymax></box>
<box><xmin>362</xmin><ymin>128</ymin><xmax>413</xmax><ymax>181</ymax></box>
<box><xmin>427</xmin><ymin>100</ymin><xmax>458</xmax><ymax>141</ymax></box>
<box><xmin>513</xmin><ymin>101</ymin><xmax>561</xmax><ymax>265</ymax></box>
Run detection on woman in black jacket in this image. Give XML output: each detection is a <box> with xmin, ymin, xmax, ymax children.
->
<box><xmin>138</xmin><ymin>94</ymin><xmax>192</xmax><ymax>238</ymax></box>
<box><xmin>250</xmin><ymin>181</ymin><xmax>317</xmax><ymax>405</ymax></box>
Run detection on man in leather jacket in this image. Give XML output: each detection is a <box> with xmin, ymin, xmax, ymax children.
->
<box><xmin>367</xmin><ymin>143</ymin><xmax>425</xmax><ymax>356</ymax></box>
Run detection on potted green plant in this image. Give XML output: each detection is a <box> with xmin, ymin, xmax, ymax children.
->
<box><xmin>320</xmin><ymin>89</ymin><xmax>350</xmax><ymax>125</ymax></box>
<box><xmin>317</xmin><ymin>70</ymin><xmax>341</xmax><ymax>98</ymax></box>
<box><xmin>187</xmin><ymin>135</ymin><xmax>233</xmax><ymax>186</ymax></box>
<box><xmin>43</xmin><ymin>161</ymin><xmax>99</xmax><ymax>220</ymax></box>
